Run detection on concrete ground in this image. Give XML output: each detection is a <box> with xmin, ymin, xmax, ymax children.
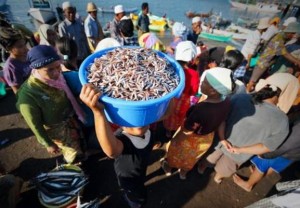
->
<box><xmin>1</xmin><ymin>88</ymin><xmax>299</xmax><ymax>208</ymax></box>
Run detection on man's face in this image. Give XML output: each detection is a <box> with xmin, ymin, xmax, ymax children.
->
<box><xmin>89</xmin><ymin>11</ymin><xmax>97</xmax><ymax>19</ymax></box>
<box><xmin>64</xmin><ymin>7</ymin><xmax>76</xmax><ymax>22</ymax></box>
<box><xmin>116</xmin><ymin>12</ymin><xmax>125</xmax><ymax>21</ymax></box>
<box><xmin>192</xmin><ymin>21</ymin><xmax>202</xmax><ymax>34</ymax></box>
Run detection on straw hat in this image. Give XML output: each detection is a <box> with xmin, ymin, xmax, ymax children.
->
<box><xmin>283</xmin><ymin>17</ymin><xmax>297</xmax><ymax>27</ymax></box>
<box><xmin>257</xmin><ymin>17</ymin><xmax>270</xmax><ymax>30</ymax></box>
<box><xmin>87</xmin><ymin>2</ymin><xmax>97</xmax><ymax>12</ymax></box>
<box><xmin>283</xmin><ymin>22</ymin><xmax>300</xmax><ymax>34</ymax></box>
<box><xmin>114</xmin><ymin>5</ymin><xmax>124</xmax><ymax>14</ymax></box>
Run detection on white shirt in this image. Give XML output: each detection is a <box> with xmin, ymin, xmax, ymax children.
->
<box><xmin>241</xmin><ymin>30</ymin><xmax>261</xmax><ymax>59</ymax></box>
<box><xmin>261</xmin><ymin>25</ymin><xmax>279</xmax><ymax>41</ymax></box>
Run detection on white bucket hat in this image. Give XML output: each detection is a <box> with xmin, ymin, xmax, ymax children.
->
<box><xmin>192</xmin><ymin>16</ymin><xmax>201</xmax><ymax>24</ymax></box>
<box><xmin>95</xmin><ymin>38</ymin><xmax>121</xmax><ymax>52</ymax></box>
<box><xmin>283</xmin><ymin>17</ymin><xmax>297</xmax><ymax>27</ymax></box>
<box><xmin>114</xmin><ymin>5</ymin><xmax>124</xmax><ymax>14</ymax></box>
<box><xmin>257</xmin><ymin>17</ymin><xmax>270</xmax><ymax>30</ymax></box>
<box><xmin>62</xmin><ymin>1</ymin><xmax>73</xmax><ymax>10</ymax></box>
<box><xmin>175</xmin><ymin>41</ymin><xmax>197</xmax><ymax>62</ymax></box>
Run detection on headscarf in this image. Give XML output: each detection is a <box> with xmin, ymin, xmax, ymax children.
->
<box><xmin>175</xmin><ymin>41</ymin><xmax>197</xmax><ymax>62</ymax></box>
<box><xmin>28</xmin><ymin>45</ymin><xmax>85</xmax><ymax>123</ymax></box>
<box><xmin>201</xmin><ymin>67</ymin><xmax>234</xmax><ymax>96</ymax></box>
<box><xmin>27</xmin><ymin>45</ymin><xmax>60</xmax><ymax>69</ymax></box>
<box><xmin>172</xmin><ymin>22</ymin><xmax>188</xmax><ymax>40</ymax></box>
<box><xmin>255</xmin><ymin>73</ymin><xmax>300</xmax><ymax>113</ymax></box>
<box><xmin>38</xmin><ymin>24</ymin><xmax>54</xmax><ymax>46</ymax></box>
<box><xmin>138</xmin><ymin>32</ymin><xmax>165</xmax><ymax>51</ymax></box>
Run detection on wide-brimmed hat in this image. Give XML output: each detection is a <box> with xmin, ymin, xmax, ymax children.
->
<box><xmin>27</xmin><ymin>45</ymin><xmax>60</xmax><ymax>69</ymax></box>
<box><xmin>87</xmin><ymin>2</ymin><xmax>97</xmax><ymax>12</ymax></box>
<box><xmin>283</xmin><ymin>17</ymin><xmax>297</xmax><ymax>27</ymax></box>
<box><xmin>175</xmin><ymin>41</ymin><xmax>197</xmax><ymax>62</ymax></box>
<box><xmin>62</xmin><ymin>1</ymin><xmax>73</xmax><ymax>10</ymax></box>
<box><xmin>257</xmin><ymin>17</ymin><xmax>270</xmax><ymax>30</ymax></box>
<box><xmin>255</xmin><ymin>73</ymin><xmax>299</xmax><ymax>113</ymax></box>
<box><xmin>284</xmin><ymin>22</ymin><xmax>300</xmax><ymax>34</ymax></box>
<box><xmin>114</xmin><ymin>5</ymin><xmax>124</xmax><ymax>14</ymax></box>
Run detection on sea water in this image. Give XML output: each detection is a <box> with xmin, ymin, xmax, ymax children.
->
<box><xmin>1</xmin><ymin>0</ymin><xmax>277</xmax><ymax>32</ymax></box>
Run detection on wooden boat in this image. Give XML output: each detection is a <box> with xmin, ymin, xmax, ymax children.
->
<box><xmin>27</xmin><ymin>0</ymin><xmax>57</xmax><ymax>24</ymax></box>
<box><xmin>131</xmin><ymin>13</ymin><xmax>169</xmax><ymax>32</ymax></box>
<box><xmin>201</xmin><ymin>23</ymin><xmax>252</xmax><ymax>40</ymax></box>
<box><xmin>229</xmin><ymin>0</ymin><xmax>281</xmax><ymax>13</ymax></box>
<box><xmin>199</xmin><ymin>31</ymin><xmax>232</xmax><ymax>42</ymax></box>
<box><xmin>98</xmin><ymin>7</ymin><xmax>138</xmax><ymax>13</ymax></box>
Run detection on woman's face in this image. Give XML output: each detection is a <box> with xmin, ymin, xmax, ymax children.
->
<box><xmin>38</xmin><ymin>60</ymin><xmax>62</xmax><ymax>80</ymax></box>
<box><xmin>9</xmin><ymin>39</ymin><xmax>28</xmax><ymax>58</ymax></box>
<box><xmin>46</xmin><ymin>29</ymin><xmax>57</xmax><ymax>43</ymax></box>
<box><xmin>200</xmin><ymin>77</ymin><xmax>217</xmax><ymax>96</ymax></box>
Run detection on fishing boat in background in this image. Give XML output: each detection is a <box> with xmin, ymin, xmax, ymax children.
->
<box><xmin>199</xmin><ymin>31</ymin><xmax>233</xmax><ymax>42</ymax></box>
<box><xmin>201</xmin><ymin>23</ymin><xmax>252</xmax><ymax>40</ymax></box>
<box><xmin>27</xmin><ymin>0</ymin><xmax>58</xmax><ymax>27</ymax></box>
<box><xmin>98</xmin><ymin>7</ymin><xmax>138</xmax><ymax>13</ymax></box>
<box><xmin>229</xmin><ymin>0</ymin><xmax>282</xmax><ymax>13</ymax></box>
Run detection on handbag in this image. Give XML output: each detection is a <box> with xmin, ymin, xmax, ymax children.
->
<box><xmin>249</xmin><ymin>33</ymin><xmax>277</xmax><ymax>68</ymax></box>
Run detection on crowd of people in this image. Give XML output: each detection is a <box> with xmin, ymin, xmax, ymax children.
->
<box><xmin>1</xmin><ymin>1</ymin><xmax>300</xmax><ymax>207</ymax></box>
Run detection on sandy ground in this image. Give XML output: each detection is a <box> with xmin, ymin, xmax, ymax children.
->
<box><xmin>1</xmin><ymin>87</ymin><xmax>299</xmax><ymax>208</ymax></box>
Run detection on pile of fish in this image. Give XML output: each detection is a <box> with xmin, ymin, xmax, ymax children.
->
<box><xmin>31</xmin><ymin>166</ymin><xmax>88</xmax><ymax>207</ymax></box>
<box><xmin>88</xmin><ymin>48</ymin><xmax>180</xmax><ymax>101</ymax></box>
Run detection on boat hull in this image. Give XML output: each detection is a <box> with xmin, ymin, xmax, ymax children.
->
<box><xmin>98</xmin><ymin>7</ymin><xmax>138</xmax><ymax>13</ymax></box>
<box><xmin>199</xmin><ymin>31</ymin><xmax>232</xmax><ymax>42</ymax></box>
<box><xmin>230</xmin><ymin>0</ymin><xmax>281</xmax><ymax>13</ymax></box>
<box><xmin>28</xmin><ymin>8</ymin><xmax>56</xmax><ymax>24</ymax></box>
<box><xmin>201</xmin><ymin>24</ymin><xmax>251</xmax><ymax>40</ymax></box>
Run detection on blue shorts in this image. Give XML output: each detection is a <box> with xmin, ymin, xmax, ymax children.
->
<box><xmin>251</xmin><ymin>156</ymin><xmax>293</xmax><ymax>174</ymax></box>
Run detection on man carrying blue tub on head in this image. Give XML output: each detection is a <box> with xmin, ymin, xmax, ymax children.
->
<box><xmin>80</xmin><ymin>84</ymin><xmax>173</xmax><ymax>208</ymax></box>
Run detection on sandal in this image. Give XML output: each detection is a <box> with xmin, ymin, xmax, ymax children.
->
<box><xmin>160</xmin><ymin>158</ymin><xmax>172</xmax><ymax>176</ymax></box>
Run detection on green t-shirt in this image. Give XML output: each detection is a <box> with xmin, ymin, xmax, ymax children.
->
<box><xmin>16</xmin><ymin>75</ymin><xmax>73</xmax><ymax>147</ymax></box>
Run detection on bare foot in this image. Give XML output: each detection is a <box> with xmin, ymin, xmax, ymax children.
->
<box><xmin>249</xmin><ymin>165</ymin><xmax>255</xmax><ymax>174</ymax></box>
<box><xmin>233</xmin><ymin>174</ymin><xmax>252</xmax><ymax>192</ymax></box>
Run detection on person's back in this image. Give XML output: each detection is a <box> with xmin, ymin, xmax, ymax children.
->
<box><xmin>137</xmin><ymin>2</ymin><xmax>150</xmax><ymax>37</ymax></box>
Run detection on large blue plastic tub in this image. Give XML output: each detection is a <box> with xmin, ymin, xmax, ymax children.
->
<box><xmin>79</xmin><ymin>46</ymin><xmax>185</xmax><ymax>127</ymax></box>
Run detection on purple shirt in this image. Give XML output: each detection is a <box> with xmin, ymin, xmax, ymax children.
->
<box><xmin>3</xmin><ymin>57</ymin><xmax>31</xmax><ymax>87</ymax></box>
